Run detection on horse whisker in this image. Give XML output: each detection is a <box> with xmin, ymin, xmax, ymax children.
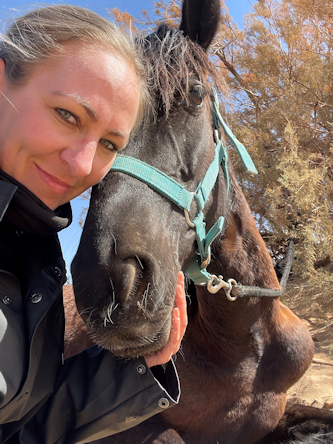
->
<box><xmin>86</xmin><ymin>308</ymin><xmax>99</xmax><ymax>330</ymax></box>
<box><xmin>109</xmin><ymin>277</ymin><xmax>115</xmax><ymax>294</ymax></box>
<box><xmin>135</xmin><ymin>255</ymin><xmax>144</xmax><ymax>269</ymax></box>
<box><xmin>103</xmin><ymin>302</ymin><xmax>119</xmax><ymax>326</ymax></box>
<box><xmin>110</xmin><ymin>231</ymin><xmax>118</xmax><ymax>255</ymax></box>
<box><xmin>103</xmin><ymin>282</ymin><xmax>119</xmax><ymax>326</ymax></box>
<box><xmin>141</xmin><ymin>283</ymin><xmax>150</xmax><ymax>311</ymax></box>
<box><xmin>178</xmin><ymin>344</ymin><xmax>186</xmax><ymax>362</ymax></box>
<box><xmin>79</xmin><ymin>306</ymin><xmax>94</xmax><ymax>318</ymax></box>
<box><xmin>138</xmin><ymin>283</ymin><xmax>160</xmax><ymax>318</ymax></box>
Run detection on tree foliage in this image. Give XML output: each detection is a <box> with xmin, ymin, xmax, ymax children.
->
<box><xmin>215</xmin><ymin>0</ymin><xmax>333</xmax><ymax>283</ymax></box>
<box><xmin>111</xmin><ymin>0</ymin><xmax>333</xmax><ymax>283</ymax></box>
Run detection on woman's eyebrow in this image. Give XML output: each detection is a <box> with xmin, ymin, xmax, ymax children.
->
<box><xmin>51</xmin><ymin>91</ymin><xmax>98</xmax><ymax>121</ymax></box>
<box><xmin>107</xmin><ymin>129</ymin><xmax>126</xmax><ymax>139</ymax></box>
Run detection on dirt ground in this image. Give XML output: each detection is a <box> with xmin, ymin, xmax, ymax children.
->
<box><xmin>281</xmin><ymin>278</ymin><xmax>333</xmax><ymax>410</ymax></box>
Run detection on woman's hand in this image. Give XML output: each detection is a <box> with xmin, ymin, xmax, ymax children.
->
<box><xmin>144</xmin><ymin>272</ymin><xmax>187</xmax><ymax>368</ymax></box>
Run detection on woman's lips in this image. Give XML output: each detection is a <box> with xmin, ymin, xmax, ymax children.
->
<box><xmin>35</xmin><ymin>164</ymin><xmax>71</xmax><ymax>194</ymax></box>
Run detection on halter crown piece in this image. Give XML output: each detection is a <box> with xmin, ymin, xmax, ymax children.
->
<box><xmin>110</xmin><ymin>88</ymin><xmax>257</xmax><ymax>295</ymax></box>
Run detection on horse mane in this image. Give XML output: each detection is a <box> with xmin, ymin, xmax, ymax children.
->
<box><xmin>137</xmin><ymin>23</ymin><xmax>223</xmax><ymax>117</ymax></box>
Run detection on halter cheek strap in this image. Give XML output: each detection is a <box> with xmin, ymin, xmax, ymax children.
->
<box><xmin>211</xmin><ymin>88</ymin><xmax>257</xmax><ymax>176</ymax></box>
<box><xmin>110</xmin><ymin>88</ymin><xmax>257</xmax><ymax>287</ymax></box>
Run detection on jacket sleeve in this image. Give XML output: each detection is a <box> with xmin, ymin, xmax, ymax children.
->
<box><xmin>21</xmin><ymin>346</ymin><xmax>180</xmax><ymax>444</ymax></box>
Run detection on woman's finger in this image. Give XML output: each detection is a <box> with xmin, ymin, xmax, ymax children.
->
<box><xmin>144</xmin><ymin>272</ymin><xmax>187</xmax><ymax>368</ymax></box>
<box><xmin>174</xmin><ymin>272</ymin><xmax>187</xmax><ymax>338</ymax></box>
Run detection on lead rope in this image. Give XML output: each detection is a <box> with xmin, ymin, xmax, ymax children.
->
<box><xmin>209</xmin><ymin>240</ymin><xmax>294</xmax><ymax>301</ymax></box>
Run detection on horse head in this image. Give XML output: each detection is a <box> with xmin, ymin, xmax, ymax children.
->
<box><xmin>71</xmin><ymin>0</ymin><xmax>225</xmax><ymax>358</ymax></box>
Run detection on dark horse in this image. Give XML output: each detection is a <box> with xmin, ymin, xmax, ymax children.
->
<box><xmin>68</xmin><ymin>0</ymin><xmax>330</xmax><ymax>442</ymax></box>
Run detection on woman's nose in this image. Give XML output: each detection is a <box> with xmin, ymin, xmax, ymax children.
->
<box><xmin>61</xmin><ymin>139</ymin><xmax>97</xmax><ymax>178</ymax></box>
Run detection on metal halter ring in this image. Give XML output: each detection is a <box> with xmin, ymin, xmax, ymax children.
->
<box><xmin>184</xmin><ymin>209</ymin><xmax>195</xmax><ymax>228</ymax></box>
<box><xmin>200</xmin><ymin>251</ymin><xmax>211</xmax><ymax>270</ymax></box>
<box><xmin>225</xmin><ymin>279</ymin><xmax>238</xmax><ymax>301</ymax></box>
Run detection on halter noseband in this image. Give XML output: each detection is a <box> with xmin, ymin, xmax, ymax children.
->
<box><xmin>110</xmin><ymin>88</ymin><xmax>257</xmax><ymax>295</ymax></box>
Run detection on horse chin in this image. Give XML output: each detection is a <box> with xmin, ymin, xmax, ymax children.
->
<box><xmin>87</xmin><ymin>314</ymin><xmax>173</xmax><ymax>358</ymax></box>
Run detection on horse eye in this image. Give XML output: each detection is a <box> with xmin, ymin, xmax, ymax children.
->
<box><xmin>189</xmin><ymin>88</ymin><xmax>204</xmax><ymax>108</ymax></box>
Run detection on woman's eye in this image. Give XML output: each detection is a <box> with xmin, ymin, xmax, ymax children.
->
<box><xmin>56</xmin><ymin>108</ymin><xmax>77</xmax><ymax>124</ymax></box>
<box><xmin>100</xmin><ymin>139</ymin><xmax>117</xmax><ymax>152</ymax></box>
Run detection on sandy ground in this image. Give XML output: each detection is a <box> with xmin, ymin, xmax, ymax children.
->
<box><xmin>282</xmin><ymin>279</ymin><xmax>333</xmax><ymax>411</ymax></box>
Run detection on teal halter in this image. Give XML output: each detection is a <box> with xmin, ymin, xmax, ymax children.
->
<box><xmin>110</xmin><ymin>88</ymin><xmax>257</xmax><ymax>286</ymax></box>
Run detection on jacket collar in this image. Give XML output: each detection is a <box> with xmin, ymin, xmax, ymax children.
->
<box><xmin>0</xmin><ymin>181</ymin><xmax>17</xmax><ymax>222</ymax></box>
<box><xmin>0</xmin><ymin>172</ymin><xmax>72</xmax><ymax>235</ymax></box>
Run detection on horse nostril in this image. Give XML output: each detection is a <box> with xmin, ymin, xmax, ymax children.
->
<box><xmin>112</xmin><ymin>256</ymin><xmax>150</xmax><ymax>305</ymax></box>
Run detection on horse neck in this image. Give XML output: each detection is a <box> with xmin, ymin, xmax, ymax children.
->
<box><xmin>188</xmin><ymin>169</ymin><xmax>281</xmax><ymax>357</ymax></box>
<box><xmin>212</xmin><ymin>170</ymin><xmax>280</xmax><ymax>290</ymax></box>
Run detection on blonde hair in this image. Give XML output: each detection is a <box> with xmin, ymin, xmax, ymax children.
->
<box><xmin>0</xmin><ymin>5</ymin><xmax>150</xmax><ymax>130</ymax></box>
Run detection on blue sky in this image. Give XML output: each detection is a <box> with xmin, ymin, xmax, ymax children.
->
<box><xmin>0</xmin><ymin>0</ymin><xmax>252</xmax><ymax>280</ymax></box>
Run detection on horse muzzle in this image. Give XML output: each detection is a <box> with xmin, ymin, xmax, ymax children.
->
<box><xmin>72</xmin><ymin>250</ymin><xmax>177</xmax><ymax>357</ymax></box>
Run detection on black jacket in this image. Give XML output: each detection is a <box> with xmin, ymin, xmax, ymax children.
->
<box><xmin>0</xmin><ymin>177</ymin><xmax>179</xmax><ymax>443</ymax></box>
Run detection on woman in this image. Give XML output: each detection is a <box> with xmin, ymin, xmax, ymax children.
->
<box><xmin>0</xmin><ymin>5</ymin><xmax>187</xmax><ymax>443</ymax></box>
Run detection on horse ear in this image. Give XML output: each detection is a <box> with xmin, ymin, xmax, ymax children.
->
<box><xmin>179</xmin><ymin>0</ymin><xmax>220</xmax><ymax>50</ymax></box>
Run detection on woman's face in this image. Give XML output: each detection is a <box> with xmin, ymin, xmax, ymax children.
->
<box><xmin>0</xmin><ymin>42</ymin><xmax>140</xmax><ymax>210</ymax></box>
